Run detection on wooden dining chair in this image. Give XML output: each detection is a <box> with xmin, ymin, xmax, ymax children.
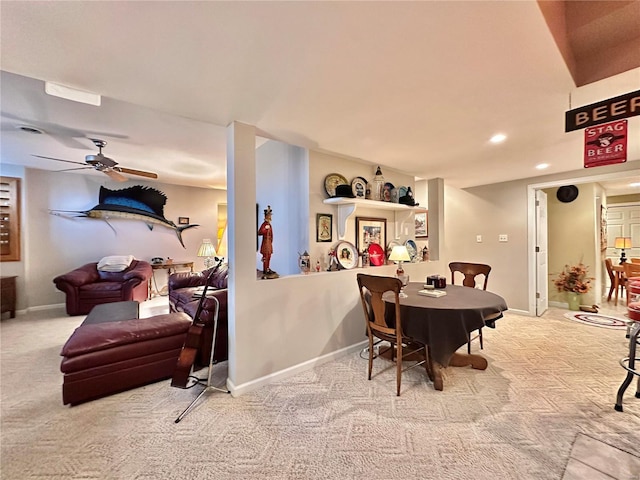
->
<box><xmin>605</xmin><ymin>258</ymin><xmax>626</xmax><ymax>303</ymax></box>
<box><xmin>356</xmin><ymin>273</ymin><xmax>430</xmax><ymax>396</ymax></box>
<box><xmin>624</xmin><ymin>262</ymin><xmax>640</xmax><ymax>305</ymax></box>
<box><xmin>449</xmin><ymin>262</ymin><xmax>492</xmax><ymax>353</ymax></box>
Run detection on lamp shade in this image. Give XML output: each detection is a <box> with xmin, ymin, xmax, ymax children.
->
<box><xmin>197</xmin><ymin>239</ymin><xmax>217</xmax><ymax>257</ymax></box>
<box><xmin>389</xmin><ymin>245</ymin><xmax>411</xmax><ymax>262</ymax></box>
<box><xmin>614</xmin><ymin>237</ymin><xmax>632</xmax><ymax>249</ymax></box>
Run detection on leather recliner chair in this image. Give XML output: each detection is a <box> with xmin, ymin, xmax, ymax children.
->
<box><xmin>54</xmin><ymin>260</ymin><xmax>152</xmax><ymax>316</ymax></box>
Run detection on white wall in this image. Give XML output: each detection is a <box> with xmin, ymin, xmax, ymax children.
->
<box><xmin>256</xmin><ymin>140</ymin><xmax>309</xmax><ymax>276</ymax></box>
<box><xmin>10</xmin><ymin>167</ymin><xmax>226</xmax><ymax>310</ymax></box>
<box><xmin>444</xmin><ymin>160</ymin><xmax>640</xmax><ymax>312</ymax></box>
<box><xmin>544</xmin><ymin>183</ymin><xmax>598</xmax><ymax>306</ymax></box>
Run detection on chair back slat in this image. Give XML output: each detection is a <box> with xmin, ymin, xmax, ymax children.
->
<box><xmin>357</xmin><ymin>274</ymin><xmax>403</xmax><ymax>339</ymax></box>
<box><xmin>449</xmin><ymin>262</ymin><xmax>491</xmax><ymax>290</ymax></box>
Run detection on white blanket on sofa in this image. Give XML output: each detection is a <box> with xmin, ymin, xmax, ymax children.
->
<box><xmin>97</xmin><ymin>255</ymin><xmax>135</xmax><ymax>272</ymax></box>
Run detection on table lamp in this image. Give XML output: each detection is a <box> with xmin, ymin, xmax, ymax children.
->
<box><xmin>615</xmin><ymin>236</ymin><xmax>632</xmax><ymax>264</ymax></box>
<box><xmin>197</xmin><ymin>238</ymin><xmax>217</xmax><ymax>269</ymax></box>
<box><xmin>389</xmin><ymin>245</ymin><xmax>411</xmax><ymax>276</ymax></box>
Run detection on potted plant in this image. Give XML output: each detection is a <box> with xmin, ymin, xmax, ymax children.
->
<box><xmin>554</xmin><ymin>262</ymin><xmax>592</xmax><ymax>311</ymax></box>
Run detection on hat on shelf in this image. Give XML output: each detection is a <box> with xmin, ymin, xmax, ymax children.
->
<box><xmin>556</xmin><ymin>185</ymin><xmax>579</xmax><ymax>203</ymax></box>
<box><xmin>399</xmin><ymin>186</ymin><xmax>419</xmax><ymax>206</ymax></box>
<box><xmin>333</xmin><ymin>184</ymin><xmax>356</xmax><ymax>198</ymax></box>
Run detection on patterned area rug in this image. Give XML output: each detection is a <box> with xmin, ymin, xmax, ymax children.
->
<box><xmin>563</xmin><ymin>312</ymin><xmax>629</xmax><ymax>329</ymax></box>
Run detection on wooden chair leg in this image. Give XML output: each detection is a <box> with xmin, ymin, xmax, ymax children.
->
<box><xmin>479</xmin><ymin>327</ymin><xmax>483</xmax><ymax>350</ymax></box>
<box><xmin>396</xmin><ymin>343</ymin><xmax>402</xmax><ymax>396</ymax></box>
<box><xmin>367</xmin><ymin>335</ymin><xmax>374</xmax><ymax>380</ymax></box>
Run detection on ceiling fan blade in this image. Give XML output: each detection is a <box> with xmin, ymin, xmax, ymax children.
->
<box><xmin>114</xmin><ymin>167</ymin><xmax>158</xmax><ymax>179</ymax></box>
<box><xmin>32</xmin><ymin>154</ymin><xmax>87</xmax><ymax>166</ymax></box>
<box><xmin>102</xmin><ymin>168</ymin><xmax>128</xmax><ymax>182</ymax></box>
<box><xmin>55</xmin><ymin>167</ymin><xmax>93</xmax><ymax>173</ymax></box>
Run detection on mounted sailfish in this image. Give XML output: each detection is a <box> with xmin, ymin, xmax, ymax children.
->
<box><xmin>51</xmin><ymin>185</ymin><xmax>198</xmax><ymax>248</ymax></box>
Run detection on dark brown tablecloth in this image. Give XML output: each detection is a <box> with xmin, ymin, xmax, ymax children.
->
<box><xmin>383</xmin><ymin>283</ymin><xmax>508</xmax><ymax>366</ymax></box>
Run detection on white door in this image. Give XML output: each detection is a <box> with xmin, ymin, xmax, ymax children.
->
<box><xmin>606</xmin><ymin>204</ymin><xmax>640</xmax><ymax>263</ymax></box>
<box><xmin>536</xmin><ymin>189</ymin><xmax>548</xmax><ymax>316</ymax></box>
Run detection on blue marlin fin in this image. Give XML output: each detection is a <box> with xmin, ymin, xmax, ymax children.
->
<box><xmin>176</xmin><ymin>224</ymin><xmax>199</xmax><ymax>248</ymax></box>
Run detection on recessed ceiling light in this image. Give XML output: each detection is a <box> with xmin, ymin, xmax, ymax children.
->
<box><xmin>536</xmin><ymin>163</ymin><xmax>549</xmax><ymax>170</ymax></box>
<box><xmin>630</xmin><ymin>182</ymin><xmax>640</xmax><ymax>188</ymax></box>
<box><xmin>489</xmin><ymin>133</ymin><xmax>507</xmax><ymax>144</ymax></box>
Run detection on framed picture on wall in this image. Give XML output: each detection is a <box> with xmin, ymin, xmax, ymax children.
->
<box><xmin>316</xmin><ymin>213</ymin><xmax>333</xmax><ymax>242</ymax></box>
<box><xmin>356</xmin><ymin>216</ymin><xmax>387</xmax><ymax>253</ymax></box>
<box><xmin>414</xmin><ymin>210</ymin><xmax>428</xmax><ymax>238</ymax></box>
<box><xmin>178</xmin><ymin>216</ymin><xmax>190</xmax><ymax>225</ymax></box>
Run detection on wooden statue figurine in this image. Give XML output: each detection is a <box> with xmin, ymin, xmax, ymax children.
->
<box><xmin>258</xmin><ymin>205</ymin><xmax>279</xmax><ymax>279</ymax></box>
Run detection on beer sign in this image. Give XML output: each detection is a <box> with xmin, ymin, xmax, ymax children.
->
<box><xmin>584</xmin><ymin>119</ymin><xmax>627</xmax><ymax>168</ymax></box>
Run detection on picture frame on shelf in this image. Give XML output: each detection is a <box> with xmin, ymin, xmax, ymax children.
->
<box><xmin>316</xmin><ymin>213</ymin><xmax>333</xmax><ymax>242</ymax></box>
<box><xmin>356</xmin><ymin>216</ymin><xmax>387</xmax><ymax>253</ymax></box>
<box><xmin>415</xmin><ymin>209</ymin><xmax>428</xmax><ymax>238</ymax></box>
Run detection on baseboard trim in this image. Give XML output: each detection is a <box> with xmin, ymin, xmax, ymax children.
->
<box><xmin>26</xmin><ymin>303</ymin><xmax>66</xmax><ymax>313</ymax></box>
<box><xmin>227</xmin><ymin>340</ymin><xmax>368</xmax><ymax>397</ymax></box>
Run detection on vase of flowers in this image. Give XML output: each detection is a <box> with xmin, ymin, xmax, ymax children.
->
<box><xmin>554</xmin><ymin>262</ymin><xmax>592</xmax><ymax>311</ymax></box>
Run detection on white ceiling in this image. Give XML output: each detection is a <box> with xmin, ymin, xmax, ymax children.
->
<box><xmin>1</xmin><ymin>1</ymin><xmax>639</xmax><ymax>194</ymax></box>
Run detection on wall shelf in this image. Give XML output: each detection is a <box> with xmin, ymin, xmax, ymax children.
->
<box><xmin>322</xmin><ymin>197</ymin><xmax>419</xmax><ymax>239</ymax></box>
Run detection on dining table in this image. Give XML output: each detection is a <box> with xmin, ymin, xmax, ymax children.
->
<box><xmin>383</xmin><ymin>282</ymin><xmax>508</xmax><ymax>391</ymax></box>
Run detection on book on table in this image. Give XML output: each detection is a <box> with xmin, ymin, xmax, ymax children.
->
<box><xmin>417</xmin><ymin>289</ymin><xmax>447</xmax><ymax>298</ymax></box>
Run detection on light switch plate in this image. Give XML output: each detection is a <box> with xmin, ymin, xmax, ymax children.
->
<box><xmin>476</xmin><ymin>235</ymin><xmax>482</xmax><ymax>243</ymax></box>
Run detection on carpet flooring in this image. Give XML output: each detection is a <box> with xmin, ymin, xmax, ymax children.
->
<box><xmin>1</xmin><ymin>302</ymin><xmax>639</xmax><ymax>479</ymax></box>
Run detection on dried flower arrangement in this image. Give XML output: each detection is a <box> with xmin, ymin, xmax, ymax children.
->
<box><xmin>554</xmin><ymin>262</ymin><xmax>592</xmax><ymax>294</ymax></box>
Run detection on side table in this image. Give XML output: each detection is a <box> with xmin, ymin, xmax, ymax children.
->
<box><xmin>150</xmin><ymin>261</ymin><xmax>194</xmax><ymax>297</ymax></box>
<box><xmin>1</xmin><ymin>276</ymin><xmax>17</xmax><ymax>318</ymax></box>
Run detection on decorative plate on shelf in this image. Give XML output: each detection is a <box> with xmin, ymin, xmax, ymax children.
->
<box><xmin>368</xmin><ymin>243</ymin><xmax>385</xmax><ymax>266</ymax></box>
<box><xmin>324</xmin><ymin>173</ymin><xmax>349</xmax><ymax>198</ymax></box>
<box><xmin>351</xmin><ymin>176</ymin><xmax>367</xmax><ymax>198</ymax></box>
<box><xmin>336</xmin><ymin>241</ymin><xmax>358</xmax><ymax>270</ymax></box>
<box><xmin>382</xmin><ymin>182</ymin><xmax>394</xmax><ymax>202</ymax></box>
<box><xmin>404</xmin><ymin>239</ymin><xmax>418</xmax><ymax>261</ymax></box>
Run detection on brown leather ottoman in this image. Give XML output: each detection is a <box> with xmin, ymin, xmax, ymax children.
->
<box><xmin>60</xmin><ymin>312</ymin><xmax>192</xmax><ymax>405</ymax></box>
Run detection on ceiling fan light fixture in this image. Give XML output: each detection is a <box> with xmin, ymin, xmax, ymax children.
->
<box><xmin>45</xmin><ymin>81</ymin><xmax>101</xmax><ymax>106</ymax></box>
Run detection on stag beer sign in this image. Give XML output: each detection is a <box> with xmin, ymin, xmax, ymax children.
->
<box><xmin>584</xmin><ymin>119</ymin><xmax>627</xmax><ymax>168</ymax></box>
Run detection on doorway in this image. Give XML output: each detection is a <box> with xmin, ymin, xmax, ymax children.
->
<box><xmin>528</xmin><ymin>170</ymin><xmax>639</xmax><ymax>316</ymax></box>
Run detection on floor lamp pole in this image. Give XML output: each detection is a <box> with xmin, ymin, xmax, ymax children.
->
<box><xmin>175</xmin><ymin>296</ymin><xmax>230</xmax><ymax>423</ymax></box>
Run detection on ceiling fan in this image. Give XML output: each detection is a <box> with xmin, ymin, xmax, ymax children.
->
<box><xmin>33</xmin><ymin>138</ymin><xmax>158</xmax><ymax>182</ymax></box>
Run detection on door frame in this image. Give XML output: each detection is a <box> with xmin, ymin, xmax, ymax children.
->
<box><xmin>526</xmin><ymin>170</ymin><xmax>636</xmax><ymax>316</ymax></box>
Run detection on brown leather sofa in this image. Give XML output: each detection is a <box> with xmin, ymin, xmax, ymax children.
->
<box><xmin>168</xmin><ymin>263</ymin><xmax>228</xmax><ymax>366</ymax></box>
<box><xmin>54</xmin><ymin>260</ymin><xmax>152</xmax><ymax>316</ymax></box>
